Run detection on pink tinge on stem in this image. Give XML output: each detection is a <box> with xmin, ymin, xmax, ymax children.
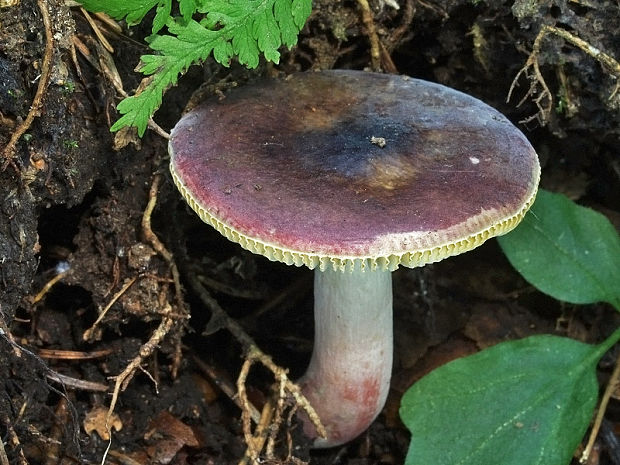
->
<box><xmin>300</xmin><ymin>372</ymin><xmax>386</xmax><ymax>447</ymax></box>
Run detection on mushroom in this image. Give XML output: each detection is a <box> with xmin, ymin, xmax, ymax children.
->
<box><xmin>169</xmin><ymin>70</ymin><xmax>540</xmax><ymax>447</ymax></box>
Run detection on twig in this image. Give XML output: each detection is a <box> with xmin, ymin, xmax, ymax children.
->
<box><xmin>106</xmin><ymin>307</ymin><xmax>175</xmax><ymax>422</ymax></box>
<box><xmin>237</xmin><ymin>355</ymin><xmax>262</xmax><ymax>463</ymax></box>
<box><xmin>0</xmin><ymin>324</ymin><xmax>82</xmax><ymax>461</ymax></box>
<box><xmin>99</xmin><ymin>174</ymin><xmax>186</xmax><ymax>464</ymax></box>
<box><xmin>105</xmin><ymin>173</ymin><xmax>186</xmax><ymax>415</ymax></box>
<box><xmin>71</xmin><ymin>33</ymin><xmax>169</xmax><ymax>142</ymax></box>
<box><xmin>356</xmin><ymin>0</ymin><xmax>382</xmax><ymax>71</ymax></box>
<box><xmin>37</xmin><ymin>348</ymin><xmax>113</xmax><ymax>360</ymax></box>
<box><xmin>580</xmin><ymin>349</ymin><xmax>620</xmax><ymax>463</ymax></box>
<box><xmin>385</xmin><ymin>0</ymin><xmax>415</xmax><ymax>52</ymax></box>
<box><xmin>142</xmin><ymin>175</ymin><xmax>183</xmax><ymax>309</ymax></box>
<box><xmin>80</xmin><ymin>7</ymin><xmax>114</xmax><ymax>53</ymax></box>
<box><xmin>238</xmin><ymin>396</ymin><xmax>277</xmax><ymax>465</ymax></box>
<box><xmin>2</xmin><ymin>0</ymin><xmax>54</xmax><ymax>165</ymax></box>
<box><xmin>266</xmin><ymin>372</ymin><xmax>288</xmax><ymax>458</ymax></box>
<box><xmin>82</xmin><ymin>276</ymin><xmax>138</xmax><ymax>341</ymax></box>
<box><xmin>46</xmin><ymin>371</ymin><xmax>109</xmax><ymax>392</ymax></box>
<box><xmin>241</xmin><ymin>273</ymin><xmax>311</xmax><ymax>324</ymax></box>
<box><xmin>106</xmin><ymin>450</ymin><xmax>146</xmax><ymax>465</ymax></box>
<box><xmin>141</xmin><ymin>174</ymin><xmax>186</xmax><ymax>377</ymax></box>
<box><xmin>197</xmin><ymin>273</ymin><xmax>267</xmax><ymax>300</ymax></box>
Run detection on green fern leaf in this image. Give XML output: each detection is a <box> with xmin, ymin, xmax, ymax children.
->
<box><xmin>78</xmin><ymin>0</ymin><xmax>171</xmax><ymax>33</ymax></box>
<box><xmin>292</xmin><ymin>0</ymin><xmax>312</xmax><ymax>27</ymax></box>
<box><xmin>78</xmin><ymin>0</ymin><xmax>313</xmax><ymax>136</ymax></box>
<box><xmin>152</xmin><ymin>1</ymin><xmax>172</xmax><ymax>33</ymax></box>
<box><xmin>233</xmin><ymin>23</ymin><xmax>260</xmax><ymax>68</ymax></box>
<box><xmin>179</xmin><ymin>0</ymin><xmax>197</xmax><ymax>20</ymax></box>
<box><xmin>253</xmin><ymin>8</ymin><xmax>282</xmax><ymax>63</ymax></box>
<box><xmin>274</xmin><ymin>0</ymin><xmax>299</xmax><ymax>48</ymax></box>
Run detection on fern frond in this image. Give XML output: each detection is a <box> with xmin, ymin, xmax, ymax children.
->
<box><xmin>77</xmin><ymin>0</ymin><xmax>312</xmax><ymax>136</ymax></box>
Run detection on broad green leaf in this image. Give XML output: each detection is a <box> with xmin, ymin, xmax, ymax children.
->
<box><xmin>498</xmin><ymin>189</ymin><xmax>620</xmax><ymax>310</ymax></box>
<box><xmin>400</xmin><ymin>332</ymin><xmax>620</xmax><ymax>465</ymax></box>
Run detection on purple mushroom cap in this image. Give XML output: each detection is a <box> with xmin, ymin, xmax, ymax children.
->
<box><xmin>170</xmin><ymin>70</ymin><xmax>539</xmax><ymax>271</ymax></box>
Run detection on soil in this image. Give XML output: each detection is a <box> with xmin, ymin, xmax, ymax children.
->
<box><xmin>0</xmin><ymin>0</ymin><xmax>619</xmax><ymax>464</ymax></box>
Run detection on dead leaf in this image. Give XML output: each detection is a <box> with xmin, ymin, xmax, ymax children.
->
<box><xmin>83</xmin><ymin>406</ymin><xmax>122</xmax><ymax>440</ymax></box>
<box><xmin>143</xmin><ymin>411</ymin><xmax>200</xmax><ymax>464</ymax></box>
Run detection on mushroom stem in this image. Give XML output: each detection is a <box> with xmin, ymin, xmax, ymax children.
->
<box><xmin>299</xmin><ymin>267</ymin><xmax>393</xmax><ymax>448</ymax></box>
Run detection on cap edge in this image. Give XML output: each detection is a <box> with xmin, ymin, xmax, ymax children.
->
<box><xmin>170</xmin><ymin>161</ymin><xmax>540</xmax><ymax>273</ymax></box>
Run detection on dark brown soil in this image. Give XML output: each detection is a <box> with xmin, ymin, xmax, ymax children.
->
<box><xmin>1</xmin><ymin>0</ymin><xmax>619</xmax><ymax>464</ymax></box>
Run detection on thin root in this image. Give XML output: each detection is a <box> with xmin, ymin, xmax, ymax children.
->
<box><xmin>508</xmin><ymin>25</ymin><xmax>620</xmax><ymax>125</ymax></box>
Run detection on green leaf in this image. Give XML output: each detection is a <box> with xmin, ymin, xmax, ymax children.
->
<box><xmin>111</xmin><ymin>18</ymin><xmax>219</xmax><ymax>135</ymax></box>
<box><xmin>400</xmin><ymin>331</ymin><xmax>620</xmax><ymax>465</ymax></box>
<box><xmin>77</xmin><ymin>0</ymin><xmax>163</xmax><ymax>28</ymax></box>
<box><xmin>498</xmin><ymin>189</ymin><xmax>620</xmax><ymax>310</ymax></box>
<box><xmin>233</xmin><ymin>23</ymin><xmax>260</xmax><ymax>68</ymax></box>
<box><xmin>212</xmin><ymin>37</ymin><xmax>234</xmax><ymax>66</ymax></box>
<box><xmin>292</xmin><ymin>0</ymin><xmax>312</xmax><ymax>27</ymax></box>
<box><xmin>274</xmin><ymin>0</ymin><xmax>299</xmax><ymax>47</ymax></box>
<box><xmin>179</xmin><ymin>0</ymin><xmax>197</xmax><ymax>21</ymax></box>
<box><xmin>152</xmin><ymin>0</ymin><xmax>172</xmax><ymax>33</ymax></box>
<box><xmin>79</xmin><ymin>0</ymin><xmax>312</xmax><ymax>135</ymax></box>
<box><xmin>253</xmin><ymin>9</ymin><xmax>282</xmax><ymax>63</ymax></box>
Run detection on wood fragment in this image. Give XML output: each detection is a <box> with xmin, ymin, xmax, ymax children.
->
<box><xmin>93</xmin><ymin>11</ymin><xmax>123</xmax><ymax>34</ymax></box>
<box><xmin>192</xmin><ymin>355</ymin><xmax>260</xmax><ymax>422</ymax></box>
<box><xmin>0</xmin><ymin>430</ymin><xmax>10</xmax><ymax>465</ymax></box>
<box><xmin>43</xmin><ymin>398</ymin><xmax>68</xmax><ymax>465</ymax></box>
<box><xmin>0</xmin><ymin>410</ymin><xmax>29</xmax><ymax>465</ymax></box>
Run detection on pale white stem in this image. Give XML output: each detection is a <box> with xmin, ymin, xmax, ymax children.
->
<box><xmin>299</xmin><ymin>267</ymin><xmax>393</xmax><ymax>447</ymax></box>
